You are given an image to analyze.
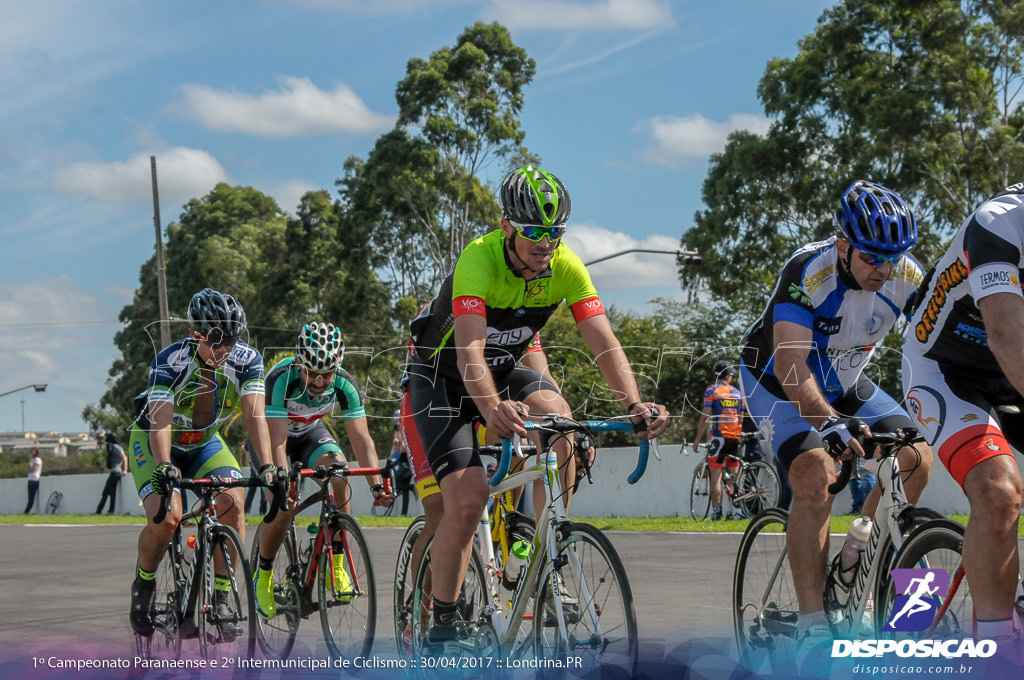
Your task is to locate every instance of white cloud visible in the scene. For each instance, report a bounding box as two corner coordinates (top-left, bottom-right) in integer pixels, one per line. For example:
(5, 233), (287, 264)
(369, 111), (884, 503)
(52, 148), (229, 205)
(485, 0), (674, 31)
(563, 224), (681, 291)
(269, 178), (322, 215)
(635, 113), (771, 168)
(177, 76), (395, 137)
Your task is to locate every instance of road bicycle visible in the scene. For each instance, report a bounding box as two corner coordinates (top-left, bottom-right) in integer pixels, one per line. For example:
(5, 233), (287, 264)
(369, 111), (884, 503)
(392, 442), (539, 657)
(405, 414), (656, 678)
(135, 475), (266, 663)
(733, 427), (946, 673)
(689, 432), (780, 520)
(248, 460), (391, 660)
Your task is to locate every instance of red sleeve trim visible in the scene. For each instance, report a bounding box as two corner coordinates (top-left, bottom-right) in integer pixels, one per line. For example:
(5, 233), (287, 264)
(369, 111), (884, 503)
(571, 296), (606, 322)
(524, 332), (543, 354)
(453, 295), (487, 318)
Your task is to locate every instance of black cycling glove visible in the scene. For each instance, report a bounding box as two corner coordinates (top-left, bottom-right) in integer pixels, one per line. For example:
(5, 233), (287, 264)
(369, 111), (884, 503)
(818, 416), (866, 457)
(151, 462), (180, 497)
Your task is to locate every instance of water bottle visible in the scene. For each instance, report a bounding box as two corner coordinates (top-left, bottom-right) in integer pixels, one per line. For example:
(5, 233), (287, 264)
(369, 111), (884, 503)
(837, 516), (872, 586)
(502, 539), (532, 591)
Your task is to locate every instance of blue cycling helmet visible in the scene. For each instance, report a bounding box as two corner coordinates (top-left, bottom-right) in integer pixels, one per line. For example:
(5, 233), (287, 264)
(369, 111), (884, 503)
(834, 180), (917, 255)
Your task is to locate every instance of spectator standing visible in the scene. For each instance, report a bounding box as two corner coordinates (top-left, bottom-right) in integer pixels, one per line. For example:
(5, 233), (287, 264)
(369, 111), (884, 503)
(96, 432), (128, 514)
(24, 447), (42, 513)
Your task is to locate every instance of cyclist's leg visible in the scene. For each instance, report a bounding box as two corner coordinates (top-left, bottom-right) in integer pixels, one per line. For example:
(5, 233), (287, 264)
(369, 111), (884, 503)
(189, 435), (246, 588)
(706, 438), (725, 515)
(128, 426), (184, 636)
(742, 367), (834, 624)
(408, 370), (488, 643)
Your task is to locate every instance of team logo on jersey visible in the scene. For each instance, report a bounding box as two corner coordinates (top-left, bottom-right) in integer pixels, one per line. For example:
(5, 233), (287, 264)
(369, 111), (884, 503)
(883, 568), (949, 632)
(866, 313), (884, 335)
(813, 317), (842, 335)
(914, 258), (969, 342)
(526, 280), (548, 297)
(788, 283), (811, 307)
(905, 387), (942, 429)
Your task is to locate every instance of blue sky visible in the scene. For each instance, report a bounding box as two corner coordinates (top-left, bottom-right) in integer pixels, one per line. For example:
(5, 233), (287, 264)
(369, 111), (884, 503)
(0, 0), (835, 433)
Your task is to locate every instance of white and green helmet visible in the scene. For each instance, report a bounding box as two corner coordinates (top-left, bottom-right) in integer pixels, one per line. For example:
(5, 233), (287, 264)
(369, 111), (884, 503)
(499, 165), (571, 226)
(295, 322), (344, 372)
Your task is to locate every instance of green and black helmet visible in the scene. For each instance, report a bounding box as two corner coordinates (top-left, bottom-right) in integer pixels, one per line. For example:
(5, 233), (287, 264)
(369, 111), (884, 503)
(499, 165), (571, 226)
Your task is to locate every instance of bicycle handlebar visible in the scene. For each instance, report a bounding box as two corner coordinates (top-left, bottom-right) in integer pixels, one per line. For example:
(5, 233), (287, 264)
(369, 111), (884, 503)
(495, 414), (658, 487)
(297, 458), (395, 505)
(827, 428), (920, 496)
(153, 475), (267, 525)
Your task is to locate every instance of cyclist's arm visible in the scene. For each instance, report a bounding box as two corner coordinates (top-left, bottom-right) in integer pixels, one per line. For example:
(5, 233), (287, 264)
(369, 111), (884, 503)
(693, 406), (712, 446)
(342, 416), (386, 490)
(575, 314), (669, 437)
(454, 312), (527, 438)
(267, 416), (289, 469)
(978, 292), (1024, 394)
(240, 393), (281, 468)
(147, 399), (174, 467)
(772, 320), (835, 429)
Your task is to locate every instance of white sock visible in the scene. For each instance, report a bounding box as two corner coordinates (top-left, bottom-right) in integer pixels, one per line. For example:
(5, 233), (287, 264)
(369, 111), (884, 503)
(798, 610), (827, 629)
(976, 617), (1014, 639)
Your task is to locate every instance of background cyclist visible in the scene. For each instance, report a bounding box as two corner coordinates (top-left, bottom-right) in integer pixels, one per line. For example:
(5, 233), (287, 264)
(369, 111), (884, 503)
(127, 288), (282, 637)
(253, 322), (392, 618)
(739, 181), (934, 652)
(406, 164), (668, 649)
(902, 182), (1024, 648)
(692, 360), (745, 520)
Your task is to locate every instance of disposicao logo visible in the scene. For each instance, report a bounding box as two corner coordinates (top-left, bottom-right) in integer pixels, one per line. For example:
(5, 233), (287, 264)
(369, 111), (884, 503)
(884, 568), (948, 632)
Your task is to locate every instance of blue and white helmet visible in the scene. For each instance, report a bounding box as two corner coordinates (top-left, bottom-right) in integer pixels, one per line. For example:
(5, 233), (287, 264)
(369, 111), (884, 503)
(834, 180), (917, 255)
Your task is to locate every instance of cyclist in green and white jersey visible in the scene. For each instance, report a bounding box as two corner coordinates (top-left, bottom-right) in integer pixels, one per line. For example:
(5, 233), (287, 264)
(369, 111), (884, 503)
(128, 288), (284, 637)
(407, 164), (669, 647)
(253, 322), (393, 618)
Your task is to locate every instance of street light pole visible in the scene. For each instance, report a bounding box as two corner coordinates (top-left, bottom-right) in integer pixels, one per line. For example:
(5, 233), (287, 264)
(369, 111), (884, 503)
(20, 399), (25, 433)
(583, 247), (701, 267)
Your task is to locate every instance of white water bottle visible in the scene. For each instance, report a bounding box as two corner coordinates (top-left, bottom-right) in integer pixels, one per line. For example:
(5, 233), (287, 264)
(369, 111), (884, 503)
(838, 516), (872, 584)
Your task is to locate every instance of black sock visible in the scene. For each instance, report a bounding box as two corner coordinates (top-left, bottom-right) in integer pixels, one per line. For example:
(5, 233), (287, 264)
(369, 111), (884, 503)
(430, 598), (458, 626)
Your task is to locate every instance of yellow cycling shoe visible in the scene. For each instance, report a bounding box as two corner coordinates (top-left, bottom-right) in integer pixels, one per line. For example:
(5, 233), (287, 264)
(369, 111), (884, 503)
(254, 568), (276, 619)
(332, 553), (354, 603)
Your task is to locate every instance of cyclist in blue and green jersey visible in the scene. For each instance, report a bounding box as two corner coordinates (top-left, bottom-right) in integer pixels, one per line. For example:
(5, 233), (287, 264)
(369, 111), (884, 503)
(407, 164), (669, 647)
(128, 288), (284, 637)
(253, 322), (392, 618)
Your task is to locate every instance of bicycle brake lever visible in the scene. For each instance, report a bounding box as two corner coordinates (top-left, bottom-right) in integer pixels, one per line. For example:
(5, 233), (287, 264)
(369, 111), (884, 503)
(650, 437), (662, 461)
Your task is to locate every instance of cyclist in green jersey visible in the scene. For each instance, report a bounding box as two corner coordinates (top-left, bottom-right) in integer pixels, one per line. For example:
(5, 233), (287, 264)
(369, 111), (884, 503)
(128, 288), (285, 636)
(407, 164), (669, 647)
(253, 322), (393, 618)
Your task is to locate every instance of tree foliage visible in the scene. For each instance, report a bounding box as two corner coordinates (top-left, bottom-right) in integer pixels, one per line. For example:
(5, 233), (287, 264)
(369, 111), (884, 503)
(681, 0), (1024, 323)
(338, 22), (537, 299)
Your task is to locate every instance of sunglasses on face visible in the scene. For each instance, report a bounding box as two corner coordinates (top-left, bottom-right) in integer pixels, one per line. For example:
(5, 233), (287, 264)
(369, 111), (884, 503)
(858, 251), (902, 268)
(511, 221), (566, 243)
(194, 330), (240, 349)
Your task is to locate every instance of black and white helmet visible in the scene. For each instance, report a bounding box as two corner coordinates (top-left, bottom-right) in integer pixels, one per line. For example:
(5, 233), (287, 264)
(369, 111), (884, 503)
(295, 322), (344, 372)
(187, 288), (247, 339)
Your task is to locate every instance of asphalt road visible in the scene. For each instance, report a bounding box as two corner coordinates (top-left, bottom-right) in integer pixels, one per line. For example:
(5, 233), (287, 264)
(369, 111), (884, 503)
(0, 524), (742, 673)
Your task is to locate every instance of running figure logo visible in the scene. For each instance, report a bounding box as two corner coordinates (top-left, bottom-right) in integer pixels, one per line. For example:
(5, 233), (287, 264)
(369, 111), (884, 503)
(883, 569), (949, 632)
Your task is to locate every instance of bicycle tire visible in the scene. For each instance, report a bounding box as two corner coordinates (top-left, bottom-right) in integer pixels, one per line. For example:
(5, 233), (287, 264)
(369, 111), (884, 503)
(317, 513), (376, 660)
(735, 461), (781, 518)
(408, 536), (491, 657)
(870, 505), (947, 589)
(876, 518), (968, 638)
(689, 461), (711, 520)
(393, 515), (426, 656)
(197, 525), (256, 660)
(136, 527), (185, 660)
(733, 507), (795, 674)
(532, 522), (638, 679)
(249, 521), (301, 659)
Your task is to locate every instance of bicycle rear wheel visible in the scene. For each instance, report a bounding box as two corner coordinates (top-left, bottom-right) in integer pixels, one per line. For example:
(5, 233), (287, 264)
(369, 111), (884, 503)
(733, 508), (795, 674)
(198, 525), (256, 660)
(533, 523), (638, 679)
(876, 519), (968, 638)
(735, 461), (781, 518)
(393, 515), (426, 656)
(317, 513), (376, 659)
(249, 521), (301, 659)
(137, 529), (185, 660)
(689, 461), (711, 520)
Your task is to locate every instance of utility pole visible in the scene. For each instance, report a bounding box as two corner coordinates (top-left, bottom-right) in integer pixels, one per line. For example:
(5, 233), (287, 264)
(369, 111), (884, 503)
(150, 156), (171, 347)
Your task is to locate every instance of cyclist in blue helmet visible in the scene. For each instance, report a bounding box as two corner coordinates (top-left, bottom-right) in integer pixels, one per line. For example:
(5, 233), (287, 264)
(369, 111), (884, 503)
(738, 180), (934, 667)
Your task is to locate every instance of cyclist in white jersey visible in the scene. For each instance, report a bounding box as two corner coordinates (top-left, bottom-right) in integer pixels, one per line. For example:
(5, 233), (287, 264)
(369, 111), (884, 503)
(902, 183), (1024, 645)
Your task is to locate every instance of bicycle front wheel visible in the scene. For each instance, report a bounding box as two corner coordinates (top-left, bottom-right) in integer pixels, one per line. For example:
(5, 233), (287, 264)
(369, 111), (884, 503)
(198, 525), (256, 660)
(317, 513), (376, 660)
(393, 515), (426, 656)
(533, 523), (638, 679)
(876, 519), (968, 639)
(137, 529), (185, 660)
(689, 461), (711, 520)
(733, 508), (794, 674)
(735, 461), (781, 518)
(249, 521), (301, 659)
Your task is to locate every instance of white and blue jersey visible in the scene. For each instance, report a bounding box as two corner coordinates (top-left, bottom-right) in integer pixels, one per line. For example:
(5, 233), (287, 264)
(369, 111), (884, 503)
(740, 237), (925, 465)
